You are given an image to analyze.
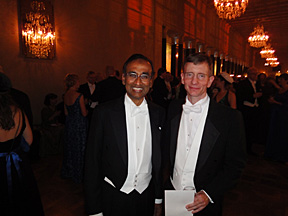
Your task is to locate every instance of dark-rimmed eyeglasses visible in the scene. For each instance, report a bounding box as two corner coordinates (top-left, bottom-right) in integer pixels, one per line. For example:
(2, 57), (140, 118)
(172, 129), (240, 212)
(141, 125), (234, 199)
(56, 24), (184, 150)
(126, 72), (151, 81)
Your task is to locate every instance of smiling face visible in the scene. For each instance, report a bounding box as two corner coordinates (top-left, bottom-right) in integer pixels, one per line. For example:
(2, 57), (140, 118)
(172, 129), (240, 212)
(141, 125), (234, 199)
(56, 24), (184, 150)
(181, 62), (214, 104)
(122, 59), (153, 106)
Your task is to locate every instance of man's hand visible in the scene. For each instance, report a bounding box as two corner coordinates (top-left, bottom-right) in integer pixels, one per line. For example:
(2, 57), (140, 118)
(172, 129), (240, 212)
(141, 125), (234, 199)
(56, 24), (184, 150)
(154, 203), (162, 216)
(185, 191), (210, 214)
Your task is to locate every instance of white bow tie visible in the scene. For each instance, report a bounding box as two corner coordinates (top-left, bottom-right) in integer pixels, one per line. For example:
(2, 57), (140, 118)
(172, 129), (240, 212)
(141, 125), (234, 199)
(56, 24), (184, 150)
(182, 104), (202, 114)
(131, 104), (148, 117)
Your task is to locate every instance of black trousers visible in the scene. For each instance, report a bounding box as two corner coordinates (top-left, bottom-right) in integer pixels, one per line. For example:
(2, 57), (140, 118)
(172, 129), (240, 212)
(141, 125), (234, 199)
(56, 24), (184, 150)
(102, 181), (155, 216)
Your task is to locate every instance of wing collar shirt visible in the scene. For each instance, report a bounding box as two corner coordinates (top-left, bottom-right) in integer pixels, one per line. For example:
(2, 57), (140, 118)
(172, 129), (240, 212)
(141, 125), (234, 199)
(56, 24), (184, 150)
(90, 97), (154, 216)
(172, 95), (209, 191)
(120, 94), (152, 194)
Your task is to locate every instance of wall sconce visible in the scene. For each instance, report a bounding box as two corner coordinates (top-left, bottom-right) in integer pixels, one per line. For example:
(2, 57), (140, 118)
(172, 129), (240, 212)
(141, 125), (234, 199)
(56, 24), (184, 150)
(21, 0), (55, 59)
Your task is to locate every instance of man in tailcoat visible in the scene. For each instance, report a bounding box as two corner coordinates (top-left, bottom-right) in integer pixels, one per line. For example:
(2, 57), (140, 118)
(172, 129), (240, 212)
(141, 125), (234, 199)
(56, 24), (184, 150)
(78, 71), (99, 122)
(163, 53), (246, 216)
(236, 67), (262, 155)
(84, 54), (164, 216)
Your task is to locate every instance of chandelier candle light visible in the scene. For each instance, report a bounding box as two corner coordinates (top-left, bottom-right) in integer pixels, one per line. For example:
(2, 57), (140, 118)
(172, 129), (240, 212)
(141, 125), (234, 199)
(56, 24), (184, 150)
(265, 57), (279, 67)
(248, 25), (269, 48)
(260, 44), (275, 58)
(214, 0), (249, 20)
(22, 1), (55, 59)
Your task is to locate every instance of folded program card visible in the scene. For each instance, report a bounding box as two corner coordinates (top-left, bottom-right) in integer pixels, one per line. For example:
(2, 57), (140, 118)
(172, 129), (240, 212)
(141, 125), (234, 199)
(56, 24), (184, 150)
(165, 190), (195, 216)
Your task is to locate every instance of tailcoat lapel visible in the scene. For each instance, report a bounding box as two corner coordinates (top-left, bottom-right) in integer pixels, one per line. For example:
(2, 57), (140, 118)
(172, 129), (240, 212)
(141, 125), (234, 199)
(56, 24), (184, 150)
(196, 118), (219, 172)
(147, 101), (163, 165)
(169, 99), (220, 173)
(169, 99), (185, 167)
(196, 100), (220, 171)
(110, 97), (128, 166)
(170, 113), (182, 167)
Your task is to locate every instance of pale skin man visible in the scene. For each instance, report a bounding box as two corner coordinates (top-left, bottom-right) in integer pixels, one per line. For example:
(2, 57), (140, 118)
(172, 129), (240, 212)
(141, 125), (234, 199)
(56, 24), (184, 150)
(163, 53), (246, 216)
(180, 59), (214, 214)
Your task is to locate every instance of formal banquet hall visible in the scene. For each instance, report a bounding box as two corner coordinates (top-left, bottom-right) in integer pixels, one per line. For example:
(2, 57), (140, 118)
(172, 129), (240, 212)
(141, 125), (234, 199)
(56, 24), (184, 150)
(0, 0), (288, 215)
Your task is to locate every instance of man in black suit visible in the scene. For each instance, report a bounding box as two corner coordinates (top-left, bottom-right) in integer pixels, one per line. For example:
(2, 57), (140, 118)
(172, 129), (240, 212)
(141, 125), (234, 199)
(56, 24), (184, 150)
(78, 71), (98, 122)
(96, 66), (126, 104)
(236, 67), (262, 155)
(84, 54), (164, 216)
(163, 53), (246, 216)
(151, 68), (170, 108)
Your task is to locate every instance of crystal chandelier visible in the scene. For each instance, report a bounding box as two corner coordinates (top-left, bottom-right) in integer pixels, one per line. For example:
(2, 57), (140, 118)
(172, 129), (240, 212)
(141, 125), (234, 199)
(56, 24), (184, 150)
(260, 44), (275, 58)
(214, 0), (249, 20)
(269, 61), (279, 67)
(248, 25), (269, 48)
(266, 57), (278, 63)
(265, 57), (279, 67)
(22, 1), (55, 59)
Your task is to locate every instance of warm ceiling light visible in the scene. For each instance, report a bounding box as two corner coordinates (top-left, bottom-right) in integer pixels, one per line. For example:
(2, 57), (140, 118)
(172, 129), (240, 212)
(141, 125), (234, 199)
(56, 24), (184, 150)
(260, 44), (275, 58)
(248, 25), (269, 48)
(265, 56), (279, 67)
(266, 57), (278, 62)
(269, 61), (279, 67)
(214, 0), (248, 20)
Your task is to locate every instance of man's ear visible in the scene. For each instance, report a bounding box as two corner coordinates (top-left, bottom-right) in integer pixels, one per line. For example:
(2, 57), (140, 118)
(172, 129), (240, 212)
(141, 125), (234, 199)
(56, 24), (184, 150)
(122, 74), (126, 85)
(207, 76), (215, 88)
(181, 73), (185, 85)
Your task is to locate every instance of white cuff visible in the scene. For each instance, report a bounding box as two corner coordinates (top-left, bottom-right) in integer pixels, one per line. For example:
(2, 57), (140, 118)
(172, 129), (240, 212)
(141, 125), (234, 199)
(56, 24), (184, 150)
(201, 190), (214, 203)
(155, 199), (162, 204)
(89, 213), (103, 216)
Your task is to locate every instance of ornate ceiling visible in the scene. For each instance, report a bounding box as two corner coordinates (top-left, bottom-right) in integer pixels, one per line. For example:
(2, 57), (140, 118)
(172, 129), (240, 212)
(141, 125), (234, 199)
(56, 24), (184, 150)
(207, 0), (288, 72)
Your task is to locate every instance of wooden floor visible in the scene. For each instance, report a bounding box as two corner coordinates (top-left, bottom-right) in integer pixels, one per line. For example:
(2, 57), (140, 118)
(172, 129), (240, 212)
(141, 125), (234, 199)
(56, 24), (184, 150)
(30, 144), (288, 216)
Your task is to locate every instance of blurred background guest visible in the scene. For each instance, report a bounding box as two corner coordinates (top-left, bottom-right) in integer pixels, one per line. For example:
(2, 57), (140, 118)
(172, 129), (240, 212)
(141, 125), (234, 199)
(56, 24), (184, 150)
(78, 71), (98, 124)
(96, 66), (125, 104)
(265, 74), (288, 165)
(0, 72), (44, 216)
(151, 67), (170, 109)
(255, 73), (273, 146)
(236, 67), (263, 155)
(61, 74), (88, 183)
(56, 94), (66, 125)
(212, 72), (237, 109)
(39, 93), (64, 157)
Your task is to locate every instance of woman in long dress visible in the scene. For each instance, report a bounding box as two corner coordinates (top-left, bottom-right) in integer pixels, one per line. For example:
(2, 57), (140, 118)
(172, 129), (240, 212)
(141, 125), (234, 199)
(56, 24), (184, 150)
(0, 72), (44, 215)
(265, 74), (288, 164)
(61, 74), (88, 183)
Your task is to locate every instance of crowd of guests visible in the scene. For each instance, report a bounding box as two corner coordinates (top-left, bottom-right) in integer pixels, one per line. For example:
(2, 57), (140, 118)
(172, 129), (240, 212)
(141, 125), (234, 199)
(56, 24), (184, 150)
(1, 53), (287, 215)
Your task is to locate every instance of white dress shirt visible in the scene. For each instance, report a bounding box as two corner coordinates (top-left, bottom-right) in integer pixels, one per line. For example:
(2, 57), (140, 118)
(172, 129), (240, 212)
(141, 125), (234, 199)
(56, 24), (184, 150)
(91, 95), (159, 216)
(172, 95), (209, 191)
(120, 94), (152, 194)
(243, 79), (258, 107)
(88, 82), (98, 108)
(88, 82), (96, 94)
(171, 95), (213, 203)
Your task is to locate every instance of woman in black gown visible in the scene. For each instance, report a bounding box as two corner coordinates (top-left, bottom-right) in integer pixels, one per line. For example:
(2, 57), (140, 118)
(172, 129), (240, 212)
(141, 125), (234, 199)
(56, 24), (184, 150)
(265, 74), (288, 164)
(61, 74), (88, 183)
(0, 72), (44, 215)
